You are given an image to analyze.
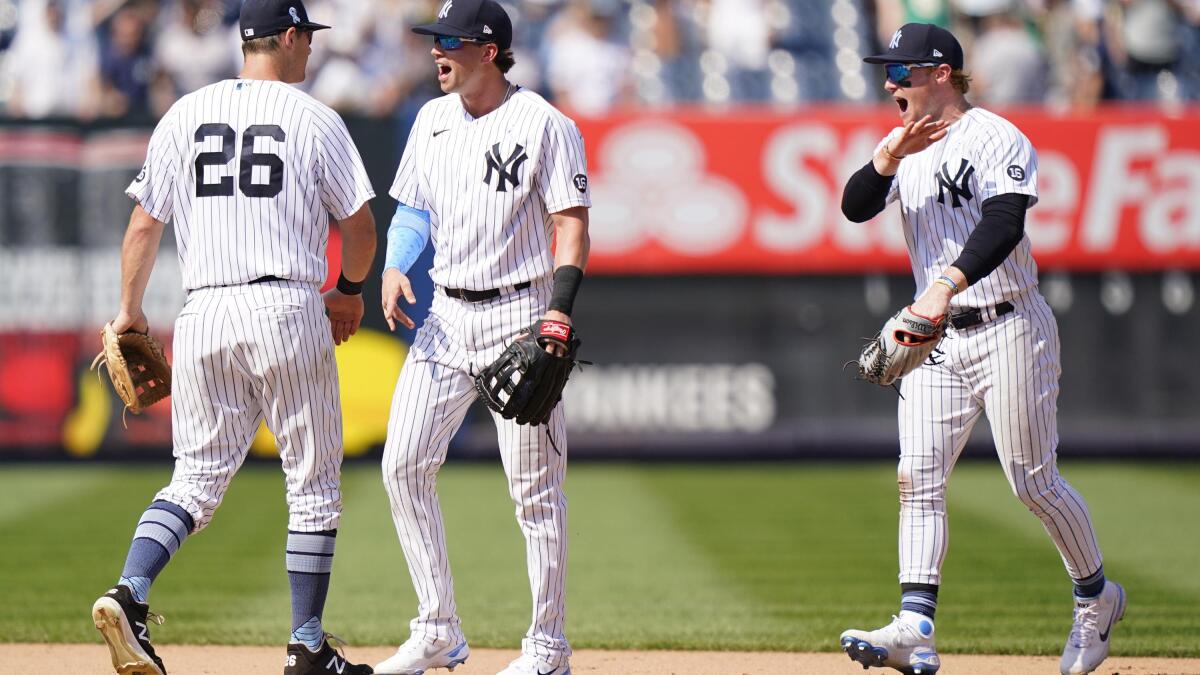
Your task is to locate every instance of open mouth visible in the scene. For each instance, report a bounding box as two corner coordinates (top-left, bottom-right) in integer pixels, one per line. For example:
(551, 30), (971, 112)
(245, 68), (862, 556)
(895, 96), (909, 114)
(437, 63), (452, 79)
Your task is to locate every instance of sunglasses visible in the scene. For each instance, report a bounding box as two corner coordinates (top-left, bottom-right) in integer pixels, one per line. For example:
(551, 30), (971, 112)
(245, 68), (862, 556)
(885, 62), (940, 85)
(433, 35), (489, 50)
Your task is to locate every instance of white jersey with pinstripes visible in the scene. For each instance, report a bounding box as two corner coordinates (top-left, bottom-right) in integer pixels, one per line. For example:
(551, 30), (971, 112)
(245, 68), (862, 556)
(878, 106), (1104, 591)
(128, 78), (374, 290)
(380, 86), (588, 666)
(879, 107), (1038, 308)
(389, 87), (591, 290)
(125, 78), (373, 535)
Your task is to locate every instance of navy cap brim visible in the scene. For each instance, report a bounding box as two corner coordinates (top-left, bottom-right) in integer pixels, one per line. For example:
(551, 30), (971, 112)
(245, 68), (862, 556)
(863, 52), (937, 64)
(411, 22), (481, 39)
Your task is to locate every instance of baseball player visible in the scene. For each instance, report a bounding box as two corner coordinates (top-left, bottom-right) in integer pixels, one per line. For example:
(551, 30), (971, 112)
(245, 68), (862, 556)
(371, 2), (590, 674)
(837, 24), (1124, 675)
(88, 2), (376, 674)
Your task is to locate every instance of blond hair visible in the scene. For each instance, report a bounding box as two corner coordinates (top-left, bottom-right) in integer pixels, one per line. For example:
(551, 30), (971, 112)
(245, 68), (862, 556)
(951, 70), (972, 94)
(241, 34), (282, 56)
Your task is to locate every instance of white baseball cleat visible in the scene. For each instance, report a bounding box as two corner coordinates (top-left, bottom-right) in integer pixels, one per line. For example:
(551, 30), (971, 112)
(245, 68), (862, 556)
(495, 654), (571, 675)
(840, 611), (940, 675)
(374, 634), (469, 675)
(1060, 580), (1126, 675)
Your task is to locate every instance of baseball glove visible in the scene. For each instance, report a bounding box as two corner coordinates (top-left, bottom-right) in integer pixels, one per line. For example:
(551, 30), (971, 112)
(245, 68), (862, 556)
(854, 306), (946, 387)
(474, 320), (582, 426)
(91, 322), (172, 417)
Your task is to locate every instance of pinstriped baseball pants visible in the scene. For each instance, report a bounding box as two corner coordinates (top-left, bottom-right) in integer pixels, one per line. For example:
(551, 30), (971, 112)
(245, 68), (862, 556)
(155, 281), (344, 534)
(381, 283), (570, 663)
(896, 290), (1104, 585)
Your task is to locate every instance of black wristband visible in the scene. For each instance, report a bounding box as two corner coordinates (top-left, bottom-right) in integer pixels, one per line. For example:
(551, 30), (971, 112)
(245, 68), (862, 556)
(336, 272), (364, 295)
(548, 265), (583, 315)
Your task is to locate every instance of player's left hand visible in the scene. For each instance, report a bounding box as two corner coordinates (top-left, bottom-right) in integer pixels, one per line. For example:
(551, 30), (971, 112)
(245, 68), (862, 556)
(111, 308), (149, 335)
(323, 289), (363, 345)
(911, 282), (954, 320)
(539, 310), (572, 356)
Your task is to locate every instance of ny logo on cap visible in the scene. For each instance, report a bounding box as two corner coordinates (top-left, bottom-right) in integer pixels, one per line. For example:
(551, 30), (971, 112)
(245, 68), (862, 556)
(289, 6), (300, 24)
(439, 0), (453, 19)
(889, 29), (902, 50)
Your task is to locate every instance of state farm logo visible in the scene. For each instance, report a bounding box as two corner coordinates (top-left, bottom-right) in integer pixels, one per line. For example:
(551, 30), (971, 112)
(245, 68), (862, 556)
(588, 121), (748, 255)
(585, 120), (910, 261)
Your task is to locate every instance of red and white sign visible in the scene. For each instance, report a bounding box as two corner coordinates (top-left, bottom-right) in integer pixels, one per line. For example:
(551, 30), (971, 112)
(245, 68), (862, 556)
(574, 107), (1200, 274)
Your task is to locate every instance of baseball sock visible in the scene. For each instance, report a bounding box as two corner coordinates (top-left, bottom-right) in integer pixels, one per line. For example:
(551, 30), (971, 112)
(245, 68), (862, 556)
(287, 530), (336, 652)
(118, 500), (194, 604)
(900, 583), (939, 620)
(1073, 565), (1106, 598)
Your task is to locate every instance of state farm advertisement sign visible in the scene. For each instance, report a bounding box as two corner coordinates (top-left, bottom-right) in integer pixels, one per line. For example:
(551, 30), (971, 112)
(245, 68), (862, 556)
(575, 107), (1200, 273)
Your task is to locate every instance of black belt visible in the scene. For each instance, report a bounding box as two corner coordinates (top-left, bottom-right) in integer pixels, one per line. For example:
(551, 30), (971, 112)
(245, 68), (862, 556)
(248, 275), (284, 284)
(949, 301), (1014, 330)
(442, 281), (531, 302)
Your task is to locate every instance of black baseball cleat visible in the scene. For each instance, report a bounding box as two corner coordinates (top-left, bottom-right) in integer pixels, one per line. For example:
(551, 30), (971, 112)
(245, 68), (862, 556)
(286, 634), (374, 675)
(91, 584), (167, 675)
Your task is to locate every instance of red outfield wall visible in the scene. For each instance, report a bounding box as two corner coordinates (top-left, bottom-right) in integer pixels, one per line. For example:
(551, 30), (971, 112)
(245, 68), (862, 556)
(573, 107), (1200, 273)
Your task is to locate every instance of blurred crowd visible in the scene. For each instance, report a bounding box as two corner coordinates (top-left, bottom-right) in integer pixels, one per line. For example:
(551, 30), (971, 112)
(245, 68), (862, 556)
(0, 0), (1197, 122)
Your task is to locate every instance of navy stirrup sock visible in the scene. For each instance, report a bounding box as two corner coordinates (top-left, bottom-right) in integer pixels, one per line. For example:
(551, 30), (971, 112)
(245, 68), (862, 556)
(118, 500), (194, 604)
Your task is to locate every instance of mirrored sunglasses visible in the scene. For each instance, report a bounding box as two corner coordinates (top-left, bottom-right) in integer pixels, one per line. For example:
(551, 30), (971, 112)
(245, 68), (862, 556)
(885, 62), (940, 85)
(434, 35), (488, 50)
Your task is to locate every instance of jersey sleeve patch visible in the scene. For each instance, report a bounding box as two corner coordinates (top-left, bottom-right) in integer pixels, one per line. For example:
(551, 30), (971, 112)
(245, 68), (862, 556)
(1006, 165), (1026, 181)
(573, 174), (588, 193)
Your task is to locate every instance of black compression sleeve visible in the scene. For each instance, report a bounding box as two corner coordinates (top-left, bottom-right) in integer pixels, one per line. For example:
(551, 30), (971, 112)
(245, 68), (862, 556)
(951, 193), (1030, 285)
(841, 161), (894, 223)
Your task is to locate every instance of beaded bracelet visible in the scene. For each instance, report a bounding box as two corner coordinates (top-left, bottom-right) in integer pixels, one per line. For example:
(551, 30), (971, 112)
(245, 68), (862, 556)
(881, 143), (906, 162)
(934, 274), (960, 294)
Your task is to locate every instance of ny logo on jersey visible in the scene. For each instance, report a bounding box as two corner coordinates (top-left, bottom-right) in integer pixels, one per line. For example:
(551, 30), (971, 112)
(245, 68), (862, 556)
(926, 347), (945, 366)
(438, 0), (453, 19)
(484, 142), (528, 193)
(935, 158), (975, 208)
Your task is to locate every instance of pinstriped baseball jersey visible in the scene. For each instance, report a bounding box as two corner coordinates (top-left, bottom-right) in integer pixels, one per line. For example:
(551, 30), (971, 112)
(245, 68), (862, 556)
(128, 79), (374, 291)
(878, 107), (1038, 308)
(876, 105), (1104, 593)
(380, 84), (587, 667)
(389, 87), (591, 290)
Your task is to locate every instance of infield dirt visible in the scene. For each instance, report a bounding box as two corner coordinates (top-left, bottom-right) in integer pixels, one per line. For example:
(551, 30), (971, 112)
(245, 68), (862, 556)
(7, 644), (1200, 675)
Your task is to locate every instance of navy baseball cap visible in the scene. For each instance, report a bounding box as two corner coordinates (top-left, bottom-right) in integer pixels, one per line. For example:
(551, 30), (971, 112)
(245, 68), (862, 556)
(412, 0), (513, 51)
(865, 23), (964, 70)
(239, 0), (330, 42)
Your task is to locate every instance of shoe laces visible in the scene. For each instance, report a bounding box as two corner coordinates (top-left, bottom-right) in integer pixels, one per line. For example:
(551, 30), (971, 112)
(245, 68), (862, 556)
(324, 632), (350, 658)
(1068, 601), (1101, 648)
(147, 611), (165, 626)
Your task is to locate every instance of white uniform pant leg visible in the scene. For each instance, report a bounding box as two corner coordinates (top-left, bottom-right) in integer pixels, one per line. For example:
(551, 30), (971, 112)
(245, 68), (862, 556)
(381, 320), (476, 643)
(896, 354), (983, 585)
(156, 290), (262, 532)
(983, 295), (1104, 579)
(241, 283), (344, 533)
(466, 283), (570, 663)
(493, 402), (570, 663)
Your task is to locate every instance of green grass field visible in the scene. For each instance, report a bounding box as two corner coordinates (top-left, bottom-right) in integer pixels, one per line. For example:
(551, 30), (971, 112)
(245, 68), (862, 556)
(4, 461), (1198, 656)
